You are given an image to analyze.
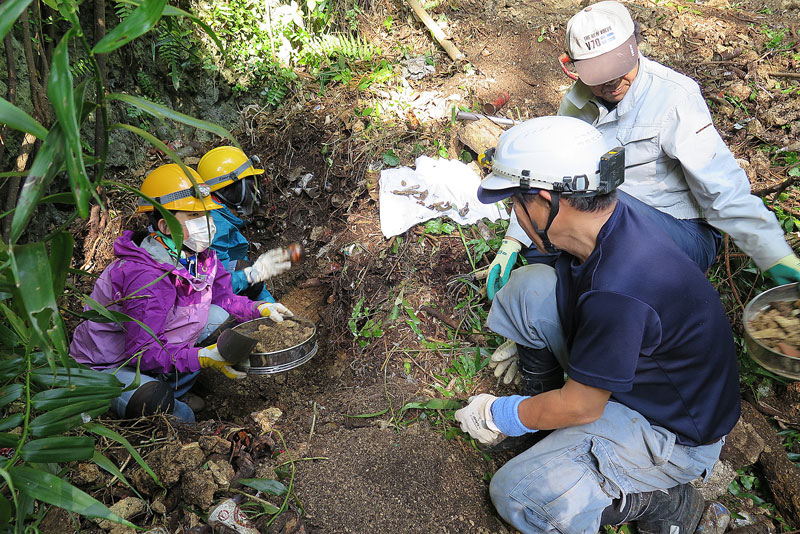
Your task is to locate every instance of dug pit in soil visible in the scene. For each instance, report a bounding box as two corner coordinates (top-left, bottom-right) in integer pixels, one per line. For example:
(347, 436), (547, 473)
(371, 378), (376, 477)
(749, 300), (800, 358)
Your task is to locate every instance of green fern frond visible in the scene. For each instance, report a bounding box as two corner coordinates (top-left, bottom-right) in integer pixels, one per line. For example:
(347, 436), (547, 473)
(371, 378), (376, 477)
(70, 58), (93, 79)
(304, 34), (380, 61)
(265, 83), (288, 107)
(114, 2), (135, 20)
(153, 20), (197, 90)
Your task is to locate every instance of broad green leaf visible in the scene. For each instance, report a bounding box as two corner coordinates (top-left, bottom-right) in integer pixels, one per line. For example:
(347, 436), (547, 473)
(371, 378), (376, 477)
(47, 30), (91, 218)
(0, 358), (25, 381)
(10, 125), (66, 244)
(398, 398), (462, 418)
(49, 231), (74, 297)
(0, 414), (23, 431)
(8, 465), (136, 527)
(29, 399), (110, 437)
(0, 0), (34, 42)
(31, 366), (123, 389)
(40, 192), (76, 204)
(0, 321), (20, 349)
(84, 423), (162, 486)
(9, 243), (69, 365)
(383, 150), (400, 167)
(73, 78), (90, 126)
(0, 97), (48, 140)
(32, 386), (122, 410)
(0, 433), (20, 447)
(14, 490), (35, 533)
(0, 304), (29, 346)
(0, 493), (10, 526)
(107, 93), (238, 146)
(92, 0), (167, 54)
(258, 501), (281, 515)
(92, 451), (144, 499)
(0, 384), (23, 409)
(51, 0), (79, 26)
(237, 478), (288, 496)
(20, 436), (95, 462)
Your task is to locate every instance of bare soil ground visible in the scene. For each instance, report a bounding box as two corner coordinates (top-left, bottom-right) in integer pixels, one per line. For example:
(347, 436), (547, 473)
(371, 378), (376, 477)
(60, 0), (800, 532)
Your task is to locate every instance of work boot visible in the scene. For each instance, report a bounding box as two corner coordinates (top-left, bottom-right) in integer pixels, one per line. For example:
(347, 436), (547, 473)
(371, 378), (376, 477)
(601, 484), (704, 534)
(635, 484), (704, 534)
(125, 381), (174, 418)
(603, 487), (727, 534)
(516, 346), (565, 397)
(483, 346), (564, 455)
(695, 501), (731, 534)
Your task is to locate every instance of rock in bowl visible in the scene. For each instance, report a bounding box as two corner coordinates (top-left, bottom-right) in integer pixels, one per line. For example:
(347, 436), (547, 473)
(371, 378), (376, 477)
(232, 317), (318, 375)
(743, 282), (800, 380)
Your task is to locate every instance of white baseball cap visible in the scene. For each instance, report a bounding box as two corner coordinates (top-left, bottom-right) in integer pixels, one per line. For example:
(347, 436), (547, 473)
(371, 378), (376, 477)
(566, 1), (639, 86)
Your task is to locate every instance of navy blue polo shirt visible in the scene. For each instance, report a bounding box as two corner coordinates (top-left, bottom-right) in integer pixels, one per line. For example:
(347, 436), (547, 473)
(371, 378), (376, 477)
(556, 201), (741, 446)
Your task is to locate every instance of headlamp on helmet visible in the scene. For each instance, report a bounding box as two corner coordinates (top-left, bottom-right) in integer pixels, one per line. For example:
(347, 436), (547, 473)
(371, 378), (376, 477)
(137, 164), (222, 213)
(476, 116), (624, 204)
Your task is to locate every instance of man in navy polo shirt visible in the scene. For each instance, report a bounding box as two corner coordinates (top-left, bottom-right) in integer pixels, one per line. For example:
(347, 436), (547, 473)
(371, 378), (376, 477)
(455, 116), (740, 534)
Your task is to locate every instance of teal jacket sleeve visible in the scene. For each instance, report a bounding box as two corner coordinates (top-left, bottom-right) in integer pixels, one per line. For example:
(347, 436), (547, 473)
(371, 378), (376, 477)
(230, 268), (249, 294)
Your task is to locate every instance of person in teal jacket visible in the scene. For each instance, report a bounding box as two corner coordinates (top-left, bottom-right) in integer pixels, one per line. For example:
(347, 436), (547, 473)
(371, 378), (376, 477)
(197, 146), (292, 303)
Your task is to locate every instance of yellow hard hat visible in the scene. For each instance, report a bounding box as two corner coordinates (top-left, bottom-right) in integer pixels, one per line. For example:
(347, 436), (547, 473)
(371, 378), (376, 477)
(197, 146), (265, 193)
(136, 164), (222, 213)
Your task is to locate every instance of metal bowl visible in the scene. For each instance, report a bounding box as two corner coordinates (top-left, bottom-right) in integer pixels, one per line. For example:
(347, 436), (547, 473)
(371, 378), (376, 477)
(232, 317), (318, 375)
(743, 283), (800, 380)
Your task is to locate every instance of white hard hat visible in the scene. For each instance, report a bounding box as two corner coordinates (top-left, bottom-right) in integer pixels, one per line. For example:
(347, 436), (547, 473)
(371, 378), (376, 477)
(477, 116), (623, 204)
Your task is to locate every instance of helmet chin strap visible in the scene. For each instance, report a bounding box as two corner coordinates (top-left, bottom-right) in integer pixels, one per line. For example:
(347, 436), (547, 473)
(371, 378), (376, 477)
(521, 192), (561, 254)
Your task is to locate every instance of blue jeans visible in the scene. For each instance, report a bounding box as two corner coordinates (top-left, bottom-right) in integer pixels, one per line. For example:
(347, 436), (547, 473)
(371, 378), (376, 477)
(102, 304), (231, 423)
(522, 192), (722, 273)
(489, 401), (722, 534)
(487, 265), (568, 367)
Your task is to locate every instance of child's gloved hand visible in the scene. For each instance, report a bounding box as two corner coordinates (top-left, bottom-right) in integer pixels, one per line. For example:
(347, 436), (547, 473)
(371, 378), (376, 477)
(244, 248), (292, 284)
(257, 302), (294, 322)
(198, 345), (247, 379)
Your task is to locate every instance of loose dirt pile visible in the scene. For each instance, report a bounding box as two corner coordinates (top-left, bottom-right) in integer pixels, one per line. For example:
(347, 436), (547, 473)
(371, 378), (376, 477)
(248, 320), (316, 353)
(749, 300), (800, 357)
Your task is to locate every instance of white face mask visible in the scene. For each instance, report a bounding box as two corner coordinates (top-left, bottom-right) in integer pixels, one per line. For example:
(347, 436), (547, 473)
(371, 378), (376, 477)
(182, 216), (217, 253)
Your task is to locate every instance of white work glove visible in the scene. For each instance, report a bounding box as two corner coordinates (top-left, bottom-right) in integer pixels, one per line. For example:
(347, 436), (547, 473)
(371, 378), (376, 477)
(487, 239), (522, 300)
(489, 339), (521, 385)
(257, 302), (294, 323)
(198, 345), (247, 380)
(243, 248), (292, 285)
(454, 393), (503, 445)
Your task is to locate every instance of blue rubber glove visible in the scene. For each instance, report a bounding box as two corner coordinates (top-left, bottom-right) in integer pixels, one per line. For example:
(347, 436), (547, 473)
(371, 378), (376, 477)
(487, 239), (522, 300)
(765, 254), (800, 285)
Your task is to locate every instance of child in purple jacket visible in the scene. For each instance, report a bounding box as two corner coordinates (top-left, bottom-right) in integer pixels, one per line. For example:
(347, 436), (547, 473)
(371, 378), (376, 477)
(70, 164), (292, 422)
